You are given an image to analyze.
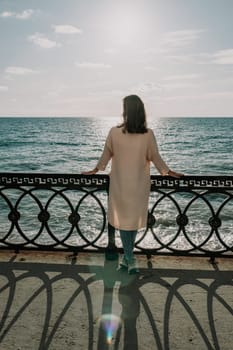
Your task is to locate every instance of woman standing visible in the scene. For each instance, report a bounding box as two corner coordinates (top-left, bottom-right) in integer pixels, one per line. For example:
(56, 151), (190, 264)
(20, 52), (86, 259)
(82, 95), (183, 274)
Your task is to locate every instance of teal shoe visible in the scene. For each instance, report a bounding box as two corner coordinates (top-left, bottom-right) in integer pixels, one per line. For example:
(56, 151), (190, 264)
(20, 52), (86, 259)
(118, 256), (128, 270)
(128, 259), (139, 275)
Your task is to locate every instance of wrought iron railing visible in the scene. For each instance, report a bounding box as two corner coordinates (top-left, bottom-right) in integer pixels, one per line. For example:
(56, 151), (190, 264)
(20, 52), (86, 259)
(0, 173), (232, 258)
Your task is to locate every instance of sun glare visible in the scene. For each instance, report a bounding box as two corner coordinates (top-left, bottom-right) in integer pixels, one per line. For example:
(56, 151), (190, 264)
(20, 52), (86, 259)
(105, 5), (145, 45)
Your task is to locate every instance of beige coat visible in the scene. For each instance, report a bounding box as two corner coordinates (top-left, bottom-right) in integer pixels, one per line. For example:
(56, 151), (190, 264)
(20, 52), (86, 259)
(97, 127), (169, 230)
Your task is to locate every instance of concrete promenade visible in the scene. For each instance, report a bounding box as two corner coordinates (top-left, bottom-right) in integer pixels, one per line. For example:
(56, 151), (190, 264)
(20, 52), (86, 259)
(0, 250), (232, 350)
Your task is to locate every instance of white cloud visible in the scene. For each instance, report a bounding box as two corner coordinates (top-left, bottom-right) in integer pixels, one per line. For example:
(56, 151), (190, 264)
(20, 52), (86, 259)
(205, 91), (233, 98)
(163, 29), (204, 48)
(16, 9), (34, 19)
(164, 53), (197, 64)
(144, 66), (158, 71)
(212, 49), (233, 65)
(75, 62), (111, 69)
(132, 82), (162, 94)
(160, 74), (199, 90)
(172, 49), (233, 65)
(143, 30), (204, 63)
(162, 81), (197, 90)
(52, 24), (82, 34)
(144, 47), (166, 55)
(163, 90), (233, 101)
(28, 33), (61, 49)
(0, 9), (34, 19)
(5, 66), (37, 75)
(0, 85), (8, 91)
(132, 77), (199, 96)
(47, 84), (67, 97)
(163, 74), (200, 81)
(104, 48), (118, 55)
(0, 11), (13, 18)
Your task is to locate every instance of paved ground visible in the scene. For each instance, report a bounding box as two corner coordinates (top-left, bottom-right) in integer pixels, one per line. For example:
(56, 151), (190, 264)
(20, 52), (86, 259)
(0, 250), (232, 350)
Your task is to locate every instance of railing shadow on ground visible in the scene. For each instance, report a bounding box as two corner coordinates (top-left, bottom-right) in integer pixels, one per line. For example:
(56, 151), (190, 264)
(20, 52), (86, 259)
(0, 254), (232, 350)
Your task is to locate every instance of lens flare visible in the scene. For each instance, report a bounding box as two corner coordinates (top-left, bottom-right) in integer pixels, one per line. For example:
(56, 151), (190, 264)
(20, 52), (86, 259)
(98, 314), (121, 345)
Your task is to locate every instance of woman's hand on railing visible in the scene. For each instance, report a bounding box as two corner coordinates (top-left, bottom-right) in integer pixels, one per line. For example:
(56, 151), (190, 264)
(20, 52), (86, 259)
(167, 170), (184, 178)
(81, 167), (99, 175)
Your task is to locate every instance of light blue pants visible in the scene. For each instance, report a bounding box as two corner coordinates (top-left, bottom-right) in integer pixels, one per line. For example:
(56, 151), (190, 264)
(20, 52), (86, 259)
(120, 230), (137, 263)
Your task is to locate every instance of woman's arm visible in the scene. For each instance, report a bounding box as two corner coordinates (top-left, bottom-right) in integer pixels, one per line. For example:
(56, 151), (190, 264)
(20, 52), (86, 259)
(148, 130), (184, 178)
(81, 129), (113, 175)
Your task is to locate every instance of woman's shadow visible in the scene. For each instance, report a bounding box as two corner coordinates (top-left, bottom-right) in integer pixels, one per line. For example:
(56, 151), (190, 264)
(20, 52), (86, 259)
(117, 272), (140, 350)
(98, 257), (140, 350)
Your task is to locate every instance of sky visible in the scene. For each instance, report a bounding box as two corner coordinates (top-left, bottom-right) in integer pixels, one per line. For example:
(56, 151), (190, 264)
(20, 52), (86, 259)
(0, 0), (233, 117)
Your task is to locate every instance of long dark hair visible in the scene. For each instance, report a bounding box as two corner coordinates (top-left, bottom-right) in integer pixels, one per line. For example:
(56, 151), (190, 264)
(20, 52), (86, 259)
(119, 95), (148, 134)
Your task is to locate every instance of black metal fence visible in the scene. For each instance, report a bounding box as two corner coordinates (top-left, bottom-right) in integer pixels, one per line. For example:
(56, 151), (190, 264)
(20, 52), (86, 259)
(0, 173), (232, 258)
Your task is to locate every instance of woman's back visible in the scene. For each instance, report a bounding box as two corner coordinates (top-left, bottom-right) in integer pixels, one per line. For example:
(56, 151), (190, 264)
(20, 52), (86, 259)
(110, 126), (150, 180)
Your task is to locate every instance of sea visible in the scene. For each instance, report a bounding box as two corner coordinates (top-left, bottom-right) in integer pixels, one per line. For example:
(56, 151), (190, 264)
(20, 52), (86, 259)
(0, 117), (232, 250)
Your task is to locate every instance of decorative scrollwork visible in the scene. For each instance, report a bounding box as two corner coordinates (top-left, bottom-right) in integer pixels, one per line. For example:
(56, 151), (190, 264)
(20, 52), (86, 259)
(8, 209), (20, 223)
(68, 212), (81, 226)
(176, 214), (189, 227)
(0, 173), (109, 189)
(147, 212), (156, 228)
(209, 216), (222, 229)
(38, 210), (50, 223)
(0, 173), (232, 257)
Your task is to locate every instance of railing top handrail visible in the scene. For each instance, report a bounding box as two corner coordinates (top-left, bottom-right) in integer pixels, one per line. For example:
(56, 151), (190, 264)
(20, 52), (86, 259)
(0, 173), (233, 190)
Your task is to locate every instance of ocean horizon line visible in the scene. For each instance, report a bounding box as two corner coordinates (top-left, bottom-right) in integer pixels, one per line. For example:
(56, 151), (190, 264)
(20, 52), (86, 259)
(0, 115), (233, 119)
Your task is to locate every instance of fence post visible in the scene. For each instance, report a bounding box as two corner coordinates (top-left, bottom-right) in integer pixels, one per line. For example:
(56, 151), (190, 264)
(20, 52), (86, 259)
(105, 223), (118, 260)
